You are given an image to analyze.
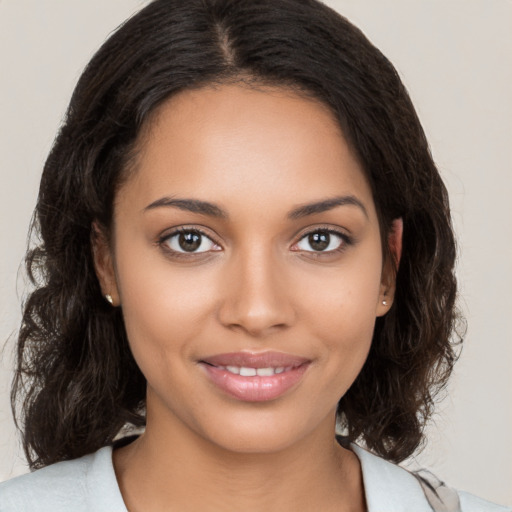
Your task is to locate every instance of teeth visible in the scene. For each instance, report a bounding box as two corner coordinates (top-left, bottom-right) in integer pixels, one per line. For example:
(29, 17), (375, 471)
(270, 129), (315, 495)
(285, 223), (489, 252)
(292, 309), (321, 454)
(256, 367), (274, 377)
(239, 367), (257, 377)
(220, 366), (292, 376)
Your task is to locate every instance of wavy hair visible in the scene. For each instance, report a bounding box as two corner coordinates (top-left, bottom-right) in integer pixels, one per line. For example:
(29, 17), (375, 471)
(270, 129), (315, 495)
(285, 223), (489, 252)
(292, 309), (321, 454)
(12, 0), (462, 469)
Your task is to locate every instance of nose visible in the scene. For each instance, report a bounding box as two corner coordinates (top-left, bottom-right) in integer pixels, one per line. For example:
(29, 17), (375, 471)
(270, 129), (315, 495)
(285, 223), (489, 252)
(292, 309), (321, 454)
(217, 245), (296, 337)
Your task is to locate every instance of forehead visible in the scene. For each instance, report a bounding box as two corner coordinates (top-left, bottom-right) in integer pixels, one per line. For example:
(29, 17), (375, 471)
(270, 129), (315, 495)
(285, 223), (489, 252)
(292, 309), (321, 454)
(118, 84), (375, 218)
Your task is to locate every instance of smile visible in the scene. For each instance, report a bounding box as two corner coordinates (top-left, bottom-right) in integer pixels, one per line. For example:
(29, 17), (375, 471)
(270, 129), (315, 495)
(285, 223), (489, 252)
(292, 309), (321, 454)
(215, 365), (295, 376)
(199, 351), (311, 402)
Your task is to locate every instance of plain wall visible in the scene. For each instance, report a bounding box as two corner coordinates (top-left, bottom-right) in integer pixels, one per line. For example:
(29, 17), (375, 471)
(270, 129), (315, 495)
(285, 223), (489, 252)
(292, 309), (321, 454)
(1, 0), (510, 506)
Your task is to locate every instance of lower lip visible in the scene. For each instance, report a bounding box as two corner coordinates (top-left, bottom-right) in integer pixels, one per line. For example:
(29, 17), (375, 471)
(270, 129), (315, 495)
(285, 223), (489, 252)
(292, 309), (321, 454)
(200, 363), (310, 402)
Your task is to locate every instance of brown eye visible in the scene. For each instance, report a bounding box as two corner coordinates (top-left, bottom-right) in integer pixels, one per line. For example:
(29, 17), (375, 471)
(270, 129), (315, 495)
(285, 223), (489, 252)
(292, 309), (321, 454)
(296, 230), (344, 252)
(163, 229), (219, 253)
(178, 232), (201, 252)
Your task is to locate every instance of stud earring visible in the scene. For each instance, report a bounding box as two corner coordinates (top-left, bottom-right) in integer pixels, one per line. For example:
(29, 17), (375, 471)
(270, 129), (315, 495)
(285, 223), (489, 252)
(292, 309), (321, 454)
(382, 299), (388, 306)
(105, 294), (114, 305)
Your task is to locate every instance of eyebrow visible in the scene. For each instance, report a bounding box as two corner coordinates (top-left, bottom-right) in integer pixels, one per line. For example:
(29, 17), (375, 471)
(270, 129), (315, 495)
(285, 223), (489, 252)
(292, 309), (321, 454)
(144, 194), (368, 220)
(288, 195), (368, 220)
(144, 197), (228, 218)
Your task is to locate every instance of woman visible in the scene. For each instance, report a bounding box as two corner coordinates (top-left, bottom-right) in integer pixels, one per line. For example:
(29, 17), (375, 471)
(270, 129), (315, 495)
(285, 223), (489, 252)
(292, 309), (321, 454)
(0, 0), (508, 510)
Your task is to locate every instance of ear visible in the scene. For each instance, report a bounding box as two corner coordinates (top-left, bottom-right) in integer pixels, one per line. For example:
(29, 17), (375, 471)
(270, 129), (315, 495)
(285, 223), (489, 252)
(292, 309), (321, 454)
(376, 217), (403, 317)
(91, 221), (120, 306)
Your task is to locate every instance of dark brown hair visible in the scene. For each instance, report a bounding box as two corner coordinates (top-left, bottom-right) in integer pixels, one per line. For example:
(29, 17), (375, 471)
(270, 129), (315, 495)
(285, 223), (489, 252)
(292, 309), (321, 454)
(12, 0), (462, 469)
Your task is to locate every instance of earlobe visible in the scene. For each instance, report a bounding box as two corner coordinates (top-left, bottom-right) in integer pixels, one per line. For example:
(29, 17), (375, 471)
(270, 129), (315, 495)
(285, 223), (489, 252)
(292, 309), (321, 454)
(377, 217), (403, 316)
(91, 221), (120, 306)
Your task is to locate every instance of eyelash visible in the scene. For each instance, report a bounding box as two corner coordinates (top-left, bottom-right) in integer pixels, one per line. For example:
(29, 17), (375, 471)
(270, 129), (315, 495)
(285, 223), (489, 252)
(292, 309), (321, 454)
(158, 227), (219, 260)
(293, 227), (354, 257)
(157, 226), (354, 260)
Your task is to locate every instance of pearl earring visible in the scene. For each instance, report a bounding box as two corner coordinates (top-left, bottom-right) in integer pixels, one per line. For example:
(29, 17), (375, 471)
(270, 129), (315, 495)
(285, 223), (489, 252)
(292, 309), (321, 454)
(382, 299), (388, 306)
(105, 294), (114, 305)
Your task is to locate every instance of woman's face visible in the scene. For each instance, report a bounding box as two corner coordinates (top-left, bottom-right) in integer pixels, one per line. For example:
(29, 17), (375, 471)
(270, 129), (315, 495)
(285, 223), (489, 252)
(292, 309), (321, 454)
(95, 84), (394, 454)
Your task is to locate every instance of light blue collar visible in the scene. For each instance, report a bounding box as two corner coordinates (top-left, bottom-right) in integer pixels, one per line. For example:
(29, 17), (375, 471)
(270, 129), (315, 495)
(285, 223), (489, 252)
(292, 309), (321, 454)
(351, 444), (432, 512)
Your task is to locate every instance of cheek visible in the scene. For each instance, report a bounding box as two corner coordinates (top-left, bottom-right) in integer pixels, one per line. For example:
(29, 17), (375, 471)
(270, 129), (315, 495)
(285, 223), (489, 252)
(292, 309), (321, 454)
(298, 250), (383, 332)
(295, 248), (382, 383)
(113, 240), (220, 364)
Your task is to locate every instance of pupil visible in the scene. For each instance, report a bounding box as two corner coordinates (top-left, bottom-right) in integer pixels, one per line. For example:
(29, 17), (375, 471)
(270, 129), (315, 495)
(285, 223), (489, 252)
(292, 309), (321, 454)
(309, 232), (329, 251)
(179, 232), (201, 252)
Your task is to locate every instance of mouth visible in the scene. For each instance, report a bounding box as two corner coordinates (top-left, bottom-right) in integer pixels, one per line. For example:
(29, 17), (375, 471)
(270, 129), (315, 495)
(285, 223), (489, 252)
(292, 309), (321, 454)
(198, 351), (311, 402)
(204, 365), (294, 376)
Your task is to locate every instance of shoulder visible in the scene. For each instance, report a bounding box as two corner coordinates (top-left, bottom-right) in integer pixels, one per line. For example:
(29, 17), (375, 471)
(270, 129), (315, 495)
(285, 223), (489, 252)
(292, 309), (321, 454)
(351, 444), (510, 512)
(0, 446), (127, 512)
(0, 454), (91, 512)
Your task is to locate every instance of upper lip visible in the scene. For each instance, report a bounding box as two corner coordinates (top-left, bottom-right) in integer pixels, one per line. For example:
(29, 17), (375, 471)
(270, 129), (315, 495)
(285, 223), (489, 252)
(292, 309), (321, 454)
(200, 351), (311, 369)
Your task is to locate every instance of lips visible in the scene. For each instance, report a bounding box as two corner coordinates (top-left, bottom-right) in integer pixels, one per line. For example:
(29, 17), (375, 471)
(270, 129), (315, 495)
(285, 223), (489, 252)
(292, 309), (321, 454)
(199, 351), (311, 402)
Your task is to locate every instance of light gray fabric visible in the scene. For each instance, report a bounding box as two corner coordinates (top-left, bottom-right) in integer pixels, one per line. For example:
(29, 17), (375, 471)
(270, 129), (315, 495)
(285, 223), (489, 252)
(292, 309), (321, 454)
(0, 447), (126, 512)
(0, 444), (509, 511)
(413, 469), (461, 512)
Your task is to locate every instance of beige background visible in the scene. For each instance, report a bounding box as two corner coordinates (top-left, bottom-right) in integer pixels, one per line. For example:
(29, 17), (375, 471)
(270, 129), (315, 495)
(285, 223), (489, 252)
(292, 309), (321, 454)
(1, 0), (511, 506)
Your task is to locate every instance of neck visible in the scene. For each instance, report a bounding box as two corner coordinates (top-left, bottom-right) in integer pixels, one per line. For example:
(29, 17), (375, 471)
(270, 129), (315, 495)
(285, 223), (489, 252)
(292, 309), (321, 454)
(113, 401), (365, 512)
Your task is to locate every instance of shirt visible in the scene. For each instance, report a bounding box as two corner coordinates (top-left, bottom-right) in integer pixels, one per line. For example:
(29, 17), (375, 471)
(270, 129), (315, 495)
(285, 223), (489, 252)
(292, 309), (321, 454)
(0, 443), (509, 511)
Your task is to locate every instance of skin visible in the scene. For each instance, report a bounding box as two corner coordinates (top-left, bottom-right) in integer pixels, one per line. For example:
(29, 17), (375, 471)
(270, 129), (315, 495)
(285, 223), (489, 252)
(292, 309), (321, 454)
(93, 84), (400, 512)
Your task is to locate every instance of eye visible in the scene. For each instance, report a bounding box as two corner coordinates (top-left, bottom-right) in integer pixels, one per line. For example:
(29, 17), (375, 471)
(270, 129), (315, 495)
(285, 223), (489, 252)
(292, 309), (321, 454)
(161, 228), (220, 254)
(295, 229), (346, 252)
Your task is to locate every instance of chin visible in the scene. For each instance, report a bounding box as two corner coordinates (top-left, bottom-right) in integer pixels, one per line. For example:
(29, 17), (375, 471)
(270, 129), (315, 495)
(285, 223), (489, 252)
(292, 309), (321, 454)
(193, 406), (333, 456)
(208, 429), (303, 455)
